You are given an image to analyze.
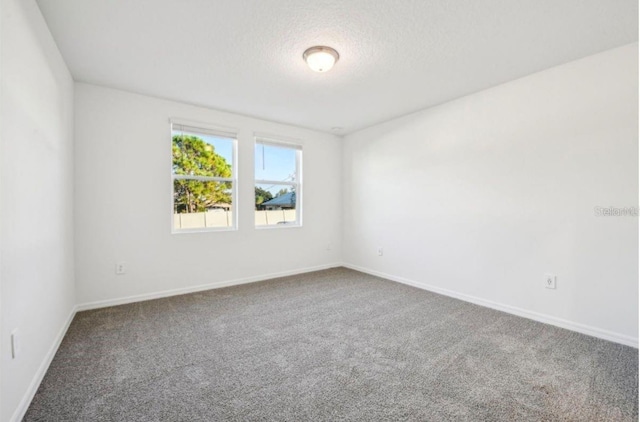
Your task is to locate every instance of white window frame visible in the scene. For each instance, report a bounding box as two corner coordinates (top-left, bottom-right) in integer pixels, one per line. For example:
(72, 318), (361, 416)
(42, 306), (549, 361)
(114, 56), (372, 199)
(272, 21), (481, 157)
(254, 136), (303, 228)
(171, 120), (238, 233)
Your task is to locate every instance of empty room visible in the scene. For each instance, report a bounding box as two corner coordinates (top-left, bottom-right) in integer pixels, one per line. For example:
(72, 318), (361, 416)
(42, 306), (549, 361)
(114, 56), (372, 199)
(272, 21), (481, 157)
(1, 0), (638, 421)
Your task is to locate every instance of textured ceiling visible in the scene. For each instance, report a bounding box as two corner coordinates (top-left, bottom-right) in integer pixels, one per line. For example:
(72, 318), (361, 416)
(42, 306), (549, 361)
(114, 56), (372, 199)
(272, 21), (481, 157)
(37, 0), (638, 135)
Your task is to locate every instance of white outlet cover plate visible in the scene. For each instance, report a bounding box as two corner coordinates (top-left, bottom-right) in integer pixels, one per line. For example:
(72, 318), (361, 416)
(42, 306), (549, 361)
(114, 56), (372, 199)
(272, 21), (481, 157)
(116, 262), (126, 275)
(545, 274), (556, 289)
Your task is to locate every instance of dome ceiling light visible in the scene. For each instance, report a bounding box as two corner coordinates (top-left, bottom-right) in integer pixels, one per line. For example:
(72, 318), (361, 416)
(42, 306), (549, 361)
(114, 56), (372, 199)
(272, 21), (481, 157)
(303, 46), (339, 73)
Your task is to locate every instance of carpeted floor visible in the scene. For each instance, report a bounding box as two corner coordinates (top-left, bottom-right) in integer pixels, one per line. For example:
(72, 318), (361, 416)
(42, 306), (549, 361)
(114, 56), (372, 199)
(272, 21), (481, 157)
(25, 267), (638, 421)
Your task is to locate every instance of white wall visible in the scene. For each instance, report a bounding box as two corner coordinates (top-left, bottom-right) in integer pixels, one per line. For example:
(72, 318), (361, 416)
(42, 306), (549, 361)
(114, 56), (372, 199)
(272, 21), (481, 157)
(74, 83), (342, 306)
(342, 43), (639, 346)
(0, 0), (75, 420)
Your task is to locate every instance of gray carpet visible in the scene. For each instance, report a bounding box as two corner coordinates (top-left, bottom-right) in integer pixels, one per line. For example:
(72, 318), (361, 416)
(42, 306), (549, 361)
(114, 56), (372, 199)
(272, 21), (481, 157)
(25, 268), (638, 421)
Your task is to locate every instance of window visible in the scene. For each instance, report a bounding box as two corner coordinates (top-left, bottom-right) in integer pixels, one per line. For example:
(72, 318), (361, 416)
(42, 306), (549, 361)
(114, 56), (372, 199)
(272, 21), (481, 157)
(171, 122), (236, 232)
(255, 138), (302, 227)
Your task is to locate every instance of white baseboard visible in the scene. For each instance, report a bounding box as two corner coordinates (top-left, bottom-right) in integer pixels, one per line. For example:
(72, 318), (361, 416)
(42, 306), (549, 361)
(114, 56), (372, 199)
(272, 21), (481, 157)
(11, 305), (78, 422)
(76, 262), (342, 312)
(342, 263), (638, 348)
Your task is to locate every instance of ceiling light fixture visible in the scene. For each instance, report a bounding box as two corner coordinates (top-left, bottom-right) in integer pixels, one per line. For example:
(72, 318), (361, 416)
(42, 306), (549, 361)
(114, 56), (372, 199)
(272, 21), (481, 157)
(303, 46), (339, 73)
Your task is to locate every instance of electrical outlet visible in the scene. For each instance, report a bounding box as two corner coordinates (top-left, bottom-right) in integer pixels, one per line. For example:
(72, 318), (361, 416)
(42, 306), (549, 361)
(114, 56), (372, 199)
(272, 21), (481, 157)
(544, 274), (556, 289)
(11, 329), (20, 359)
(377, 247), (384, 256)
(326, 242), (332, 251)
(115, 262), (127, 275)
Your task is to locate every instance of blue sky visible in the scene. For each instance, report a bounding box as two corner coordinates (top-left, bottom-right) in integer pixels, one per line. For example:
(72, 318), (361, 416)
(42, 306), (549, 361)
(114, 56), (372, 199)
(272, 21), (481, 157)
(196, 133), (234, 165)
(255, 144), (296, 196)
(254, 143), (296, 183)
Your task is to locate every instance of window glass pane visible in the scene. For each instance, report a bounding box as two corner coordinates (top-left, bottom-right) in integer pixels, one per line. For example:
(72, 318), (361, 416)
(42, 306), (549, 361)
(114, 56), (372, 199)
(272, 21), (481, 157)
(173, 180), (233, 230)
(255, 183), (297, 226)
(172, 130), (233, 177)
(255, 143), (296, 182)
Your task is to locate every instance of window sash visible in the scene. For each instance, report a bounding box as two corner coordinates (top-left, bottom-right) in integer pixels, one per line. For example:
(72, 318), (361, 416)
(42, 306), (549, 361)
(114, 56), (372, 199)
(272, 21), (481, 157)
(171, 122), (237, 233)
(254, 139), (302, 227)
(173, 174), (234, 183)
(255, 136), (302, 150)
(255, 180), (296, 187)
(172, 122), (237, 140)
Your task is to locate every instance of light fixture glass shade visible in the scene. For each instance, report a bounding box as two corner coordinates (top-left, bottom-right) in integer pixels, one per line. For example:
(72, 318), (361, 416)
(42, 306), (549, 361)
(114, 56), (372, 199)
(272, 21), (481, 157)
(303, 46), (339, 72)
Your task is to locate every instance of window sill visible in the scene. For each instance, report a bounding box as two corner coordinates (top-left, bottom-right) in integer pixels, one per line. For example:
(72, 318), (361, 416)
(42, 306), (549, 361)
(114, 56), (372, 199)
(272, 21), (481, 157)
(172, 227), (237, 234)
(255, 224), (302, 230)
